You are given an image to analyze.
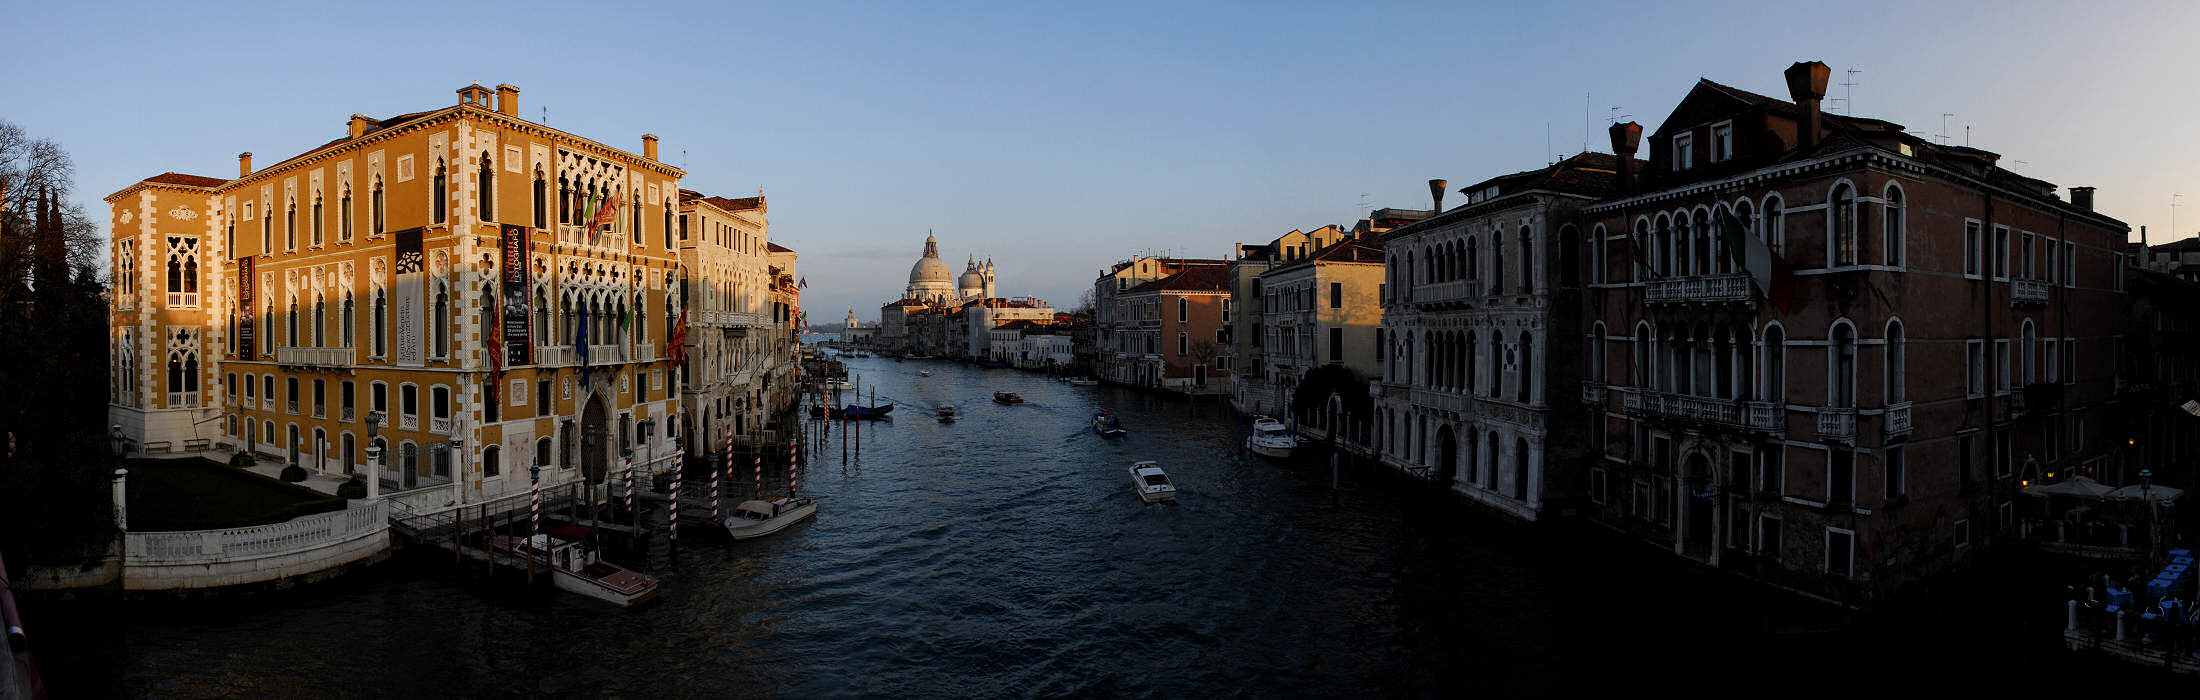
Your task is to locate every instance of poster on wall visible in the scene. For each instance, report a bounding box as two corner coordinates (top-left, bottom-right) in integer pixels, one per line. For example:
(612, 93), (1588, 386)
(236, 255), (255, 353)
(393, 228), (424, 366)
(500, 224), (533, 366)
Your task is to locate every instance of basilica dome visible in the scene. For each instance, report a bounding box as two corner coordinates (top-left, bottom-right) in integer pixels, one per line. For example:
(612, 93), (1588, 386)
(905, 233), (956, 302)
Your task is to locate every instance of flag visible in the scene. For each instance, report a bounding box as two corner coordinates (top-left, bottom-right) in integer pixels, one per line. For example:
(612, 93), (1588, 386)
(1719, 209), (1793, 312)
(488, 308), (504, 404)
(575, 302), (592, 386)
(591, 192), (620, 230)
(669, 308), (688, 368)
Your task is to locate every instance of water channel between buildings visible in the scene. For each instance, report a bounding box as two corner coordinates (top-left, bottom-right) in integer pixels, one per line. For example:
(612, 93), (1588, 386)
(24, 354), (2155, 697)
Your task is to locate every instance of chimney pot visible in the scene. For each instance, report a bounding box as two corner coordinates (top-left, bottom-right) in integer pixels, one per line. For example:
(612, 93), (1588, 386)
(348, 114), (371, 140)
(1608, 121), (1643, 192)
(238, 152), (253, 178)
(495, 84), (519, 117)
(2070, 186), (2096, 212)
(1428, 179), (1447, 212)
(1784, 61), (1831, 154)
(642, 134), (660, 162)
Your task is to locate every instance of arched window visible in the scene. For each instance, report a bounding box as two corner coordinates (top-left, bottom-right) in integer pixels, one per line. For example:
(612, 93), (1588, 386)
(1518, 330), (1534, 403)
(1683, 210), (1705, 275)
(313, 295), (326, 348)
(1514, 438), (1530, 500)
(311, 193), (324, 246)
(1591, 322), (1606, 383)
(1762, 324), (1785, 402)
(478, 152), (495, 221)
(1518, 224), (1534, 293)
(1486, 431), (1501, 490)
(1710, 205), (1732, 274)
(432, 284), (450, 358)
(483, 445), (501, 479)
(2020, 319), (2038, 385)
(164, 236), (199, 307)
(1654, 214), (1673, 277)
(482, 281), (496, 353)
(557, 175), (570, 225)
(561, 291), (575, 343)
(1830, 183), (1857, 266)
(1882, 183), (1905, 267)
(1634, 323), (1652, 389)
(1488, 333), (1503, 398)
(1465, 235), (1478, 286)
(1829, 322), (1856, 408)
(285, 200), (297, 250)
(372, 288), (388, 357)
(534, 287), (550, 347)
(431, 159), (448, 224)
(1762, 194), (1784, 256)
(340, 185), (353, 242)
(341, 293), (355, 348)
(533, 169), (547, 228)
(287, 298), (299, 346)
(1886, 318), (1906, 404)
(535, 437), (552, 468)
(1489, 228), (1505, 294)
(371, 176), (386, 235)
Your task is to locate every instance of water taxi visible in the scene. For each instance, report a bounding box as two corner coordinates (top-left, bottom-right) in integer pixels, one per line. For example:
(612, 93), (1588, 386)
(1246, 416), (1298, 459)
(1128, 461), (1177, 504)
(724, 497), (819, 540)
(993, 392), (1024, 405)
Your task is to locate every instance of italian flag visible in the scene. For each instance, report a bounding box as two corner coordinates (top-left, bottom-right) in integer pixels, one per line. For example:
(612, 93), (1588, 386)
(1719, 209), (1793, 311)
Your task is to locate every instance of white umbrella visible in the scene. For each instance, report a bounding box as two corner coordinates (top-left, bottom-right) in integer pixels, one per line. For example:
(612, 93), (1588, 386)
(2024, 476), (2115, 499)
(2105, 483), (2184, 504)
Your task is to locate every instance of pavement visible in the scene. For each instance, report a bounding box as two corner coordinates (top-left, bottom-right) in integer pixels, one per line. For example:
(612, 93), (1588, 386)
(233, 456), (355, 497)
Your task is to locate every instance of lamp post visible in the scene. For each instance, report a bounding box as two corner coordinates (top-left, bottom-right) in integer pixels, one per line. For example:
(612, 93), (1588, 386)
(2143, 468), (2160, 559)
(110, 425), (128, 531)
(364, 411), (384, 500)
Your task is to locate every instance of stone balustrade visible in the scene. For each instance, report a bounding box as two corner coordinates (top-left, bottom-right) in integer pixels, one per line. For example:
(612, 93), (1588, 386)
(1646, 272), (1754, 305)
(1885, 402), (1912, 438)
(277, 346), (354, 368)
(1817, 408), (1857, 441)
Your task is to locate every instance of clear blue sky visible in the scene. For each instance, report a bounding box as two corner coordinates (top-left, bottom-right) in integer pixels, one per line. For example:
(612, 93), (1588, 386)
(7, 0), (2195, 321)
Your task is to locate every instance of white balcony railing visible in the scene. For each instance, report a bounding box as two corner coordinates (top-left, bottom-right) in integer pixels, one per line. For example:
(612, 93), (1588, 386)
(399, 413), (418, 431)
(431, 417), (452, 435)
(1646, 272), (1755, 305)
(1410, 387), (1470, 414)
(1582, 383), (1606, 405)
(1885, 402), (1912, 437)
(1625, 388), (1782, 434)
(1746, 401), (1783, 432)
(588, 344), (620, 363)
(1817, 408), (1856, 441)
(534, 345), (572, 366)
(1421, 280), (1470, 304)
(277, 346), (354, 368)
(2012, 279), (2050, 305)
(633, 344), (656, 362)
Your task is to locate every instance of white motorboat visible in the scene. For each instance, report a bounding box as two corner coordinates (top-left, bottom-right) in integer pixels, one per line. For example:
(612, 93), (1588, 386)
(492, 526), (660, 607)
(1246, 416), (1298, 459)
(1067, 378), (1099, 386)
(825, 378), (853, 390)
(1129, 461), (1176, 504)
(919, 370), (932, 377)
(724, 497), (818, 540)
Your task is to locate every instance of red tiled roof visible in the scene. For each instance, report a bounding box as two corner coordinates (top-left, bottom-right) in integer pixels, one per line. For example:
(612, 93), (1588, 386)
(767, 242), (793, 253)
(1124, 266), (1230, 293)
(141, 172), (229, 188)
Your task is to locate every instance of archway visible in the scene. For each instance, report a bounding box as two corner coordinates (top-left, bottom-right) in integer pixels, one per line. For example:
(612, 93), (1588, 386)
(581, 395), (610, 484)
(1436, 425), (1458, 483)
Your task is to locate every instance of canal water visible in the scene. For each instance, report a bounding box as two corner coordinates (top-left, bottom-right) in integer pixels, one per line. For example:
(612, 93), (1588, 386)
(22, 354), (2146, 697)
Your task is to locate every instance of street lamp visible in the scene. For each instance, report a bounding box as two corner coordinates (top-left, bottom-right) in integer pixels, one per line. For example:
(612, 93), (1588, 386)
(110, 424), (128, 531)
(110, 424), (126, 461)
(364, 411), (384, 499)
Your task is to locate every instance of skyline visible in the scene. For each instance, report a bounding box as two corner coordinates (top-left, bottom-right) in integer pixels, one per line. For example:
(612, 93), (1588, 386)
(7, 1), (2197, 319)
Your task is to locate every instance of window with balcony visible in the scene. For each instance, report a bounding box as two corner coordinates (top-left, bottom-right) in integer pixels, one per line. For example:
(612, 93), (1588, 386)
(1828, 322), (1855, 408)
(341, 380), (354, 422)
(400, 383), (418, 429)
(164, 236), (198, 308)
(286, 376), (299, 414)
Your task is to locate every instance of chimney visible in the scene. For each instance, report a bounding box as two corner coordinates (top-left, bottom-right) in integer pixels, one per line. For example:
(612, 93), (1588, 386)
(642, 134), (659, 161)
(1784, 61), (1831, 154)
(348, 114), (371, 139)
(238, 152), (253, 178)
(495, 84), (519, 117)
(1428, 179), (1447, 212)
(1608, 121), (1642, 192)
(2069, 186), (2096, 211)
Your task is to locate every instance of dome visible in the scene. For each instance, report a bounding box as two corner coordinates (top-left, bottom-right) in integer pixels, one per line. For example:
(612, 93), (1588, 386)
(909, 256), (953, 287)
(958, 263), (984, 291)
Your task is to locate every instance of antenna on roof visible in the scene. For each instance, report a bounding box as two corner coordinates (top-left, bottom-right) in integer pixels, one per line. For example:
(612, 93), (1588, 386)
(1936, 113), (1954, 145)
(1832, 66), (1861, 115)
(541, 106), (548, 125)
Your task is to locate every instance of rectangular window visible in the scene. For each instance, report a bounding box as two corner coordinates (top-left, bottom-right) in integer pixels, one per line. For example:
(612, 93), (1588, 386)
(1589, 468), (1606, 505)
(1993, 226), (2010, 280)
(1673, 134), (1693, 170)
(1177, 297), (1188, 323)
(312, 379), (325, 418)
(341, 380), (355, 422)
(371, 382), (387, 414)
(2114, 253), (2127, 291)
(286, 377), (299, 414)
(537, 378), (552, 418)
(1954, 520), (1970, 549)
(1828, 449), (1854, 506)
(2064, 241), (2077, 288)
(1997, 431), (2013, 478)
(2064, 337), (2076, 384)
(1826, 528), (1855, 578)
(1959, 433), (1976, 486)
(1963, 221), (1983, 278)
(2044, 340), (2060, 384)
(1329, 282), (1342, 309)
(400, 384), (417, 423)
(1329, 328), (1343, 362)
(2021, 232), (2035, 279)
(1709, 123), (1733, 162)
(1757, 448), (1784, 494)
(227, 372), (238, 398)
(2045, 238), (2059, 284)
(1966, 339), (1986, 398)
(1885, 446), (1905, 499)
(1994, 340), (2011, 394)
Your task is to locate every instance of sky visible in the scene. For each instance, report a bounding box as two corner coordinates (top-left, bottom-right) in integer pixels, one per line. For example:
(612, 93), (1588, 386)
(6, 0), (2198, 322)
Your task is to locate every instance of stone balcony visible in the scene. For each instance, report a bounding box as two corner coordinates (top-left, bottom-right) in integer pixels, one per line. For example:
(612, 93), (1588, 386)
(1582, 383), (1606, 405)
(1646, 273), (1754, 305)
(1885, 402), (1912, 438)
(535, 345), (572, 366)
(277, 346), (354, 368)
(1410, 387), (1471, 414)
(1624, 387), (1780, 433)
(1419, 280), (1470, 305)
(1817, 408), (1857, 442)
(2012, 279), (2051, 306)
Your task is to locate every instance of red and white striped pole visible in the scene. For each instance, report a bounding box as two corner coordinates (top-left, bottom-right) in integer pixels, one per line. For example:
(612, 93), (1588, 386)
(623, 454), (634, 511)
(709, 448), (722, 523)
(788, 441), (798, 496)
(723, 434), (734, 497)
(669, 451), (682, 540)
(754, 450), (762, 499)
(529, 466), (541, 537)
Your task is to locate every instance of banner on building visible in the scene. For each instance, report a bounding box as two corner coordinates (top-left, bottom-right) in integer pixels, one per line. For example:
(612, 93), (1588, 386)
(500, 224), (533, 366)
(393, 227), (424, 366)
(237, 255), (255, 353)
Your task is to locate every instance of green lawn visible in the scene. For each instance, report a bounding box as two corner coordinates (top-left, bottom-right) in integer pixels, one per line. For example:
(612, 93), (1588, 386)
(125, 458), (346, 531)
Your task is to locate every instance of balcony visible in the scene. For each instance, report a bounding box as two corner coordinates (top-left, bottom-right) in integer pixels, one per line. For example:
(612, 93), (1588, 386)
(633, 344), (656, 362)
(431, 417), (452, 435)
(277, 346), (354, 368)
(1368, 380), (1384, 398)
(1582, 383), (1606, 405)
(1645, 273), (1754, 305)
(2011, 279), (2050, 305)
(1885, 402), (1912, 438)
(1626, 388), (1782, 434)
(1816, 408), (1856, 442)
(1410, 387), (1471, 414)
(558, 224), (625, 251)
(534, 345), (572, 366)
(1420, 280), (1470, 305)
(399, 413), (418, 431)
(1745, 401), (1783, 432)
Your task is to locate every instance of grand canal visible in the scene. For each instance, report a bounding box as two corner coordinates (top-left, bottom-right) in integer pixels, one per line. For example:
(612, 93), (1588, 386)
(24, 353), (2125, 696)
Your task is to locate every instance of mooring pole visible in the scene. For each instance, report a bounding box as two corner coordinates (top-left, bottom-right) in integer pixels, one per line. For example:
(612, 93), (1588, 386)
(527, 465), (540, 585)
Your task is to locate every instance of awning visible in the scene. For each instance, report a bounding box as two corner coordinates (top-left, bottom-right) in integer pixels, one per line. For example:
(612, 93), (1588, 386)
(2024, 476), (2115, 500)
(2106, 484), (2184, 504)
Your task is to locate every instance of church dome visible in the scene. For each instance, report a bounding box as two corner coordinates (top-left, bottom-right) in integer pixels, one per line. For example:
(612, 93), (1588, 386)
(958, 262), (985, 293)
(906, 233), (956, 301)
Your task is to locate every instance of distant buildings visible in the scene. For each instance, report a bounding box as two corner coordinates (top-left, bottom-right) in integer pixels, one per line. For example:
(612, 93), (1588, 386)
(873, 233), (1051, 359)
(1092, 255), (1225, 390)
(1108, 266), (1233, 393)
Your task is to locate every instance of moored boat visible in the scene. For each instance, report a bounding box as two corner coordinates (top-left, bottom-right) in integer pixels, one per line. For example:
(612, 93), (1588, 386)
(724, 497), (818, 540)
(1067, 377), (1098, 386)
(491, 526), (660, 607)
(1128, 461), (1177, 504)
(1246, 416), (1297, 459)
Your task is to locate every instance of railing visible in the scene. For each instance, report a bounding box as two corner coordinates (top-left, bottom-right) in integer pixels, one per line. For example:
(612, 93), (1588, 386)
(633, 344), (656, 362)
(1626, 389), (1782, 434)
(1645, 273), (1754, 304)
(1410, 387), (1471, 414)
(2012, 279), (2050, 305)
(589, 344), (620, 363)
(1582, 383), (1606, 405)
(1885, 402), (1912, 437)
(126, 501), (388, 565)
(399, 413), (418, 431)
(431, 417), (452, 435)
(277, 346), (354, 368)
(558, 224), (625, 250)
(1420, 280), (1470, 304)
(1746, 401), (1783, 432)
(1620, 387), (1643, 411)
(535, 345), (572, 366)
(1817, 408), (1856, 441)
(1368, 380), (1385, 398)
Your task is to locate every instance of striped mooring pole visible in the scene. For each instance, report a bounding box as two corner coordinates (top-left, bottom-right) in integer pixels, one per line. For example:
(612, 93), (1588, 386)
(754, 449), (762, 499)
(669, 451), (682, 540)
(529, 466), (541, 536)
(788, 441), (798, 496)
(722, 434), (734, 497)
(709, 451), (722, 524)
(623, 454), (635, 511)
